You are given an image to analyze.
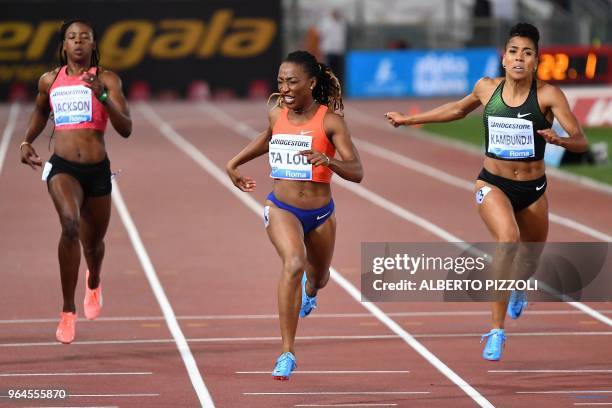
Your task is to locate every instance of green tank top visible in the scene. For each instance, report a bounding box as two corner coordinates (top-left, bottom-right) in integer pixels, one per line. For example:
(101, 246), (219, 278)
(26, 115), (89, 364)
(483, 79), (551, 161)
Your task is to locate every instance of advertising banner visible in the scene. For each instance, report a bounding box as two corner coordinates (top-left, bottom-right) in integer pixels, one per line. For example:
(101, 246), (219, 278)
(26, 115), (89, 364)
(347, 48), (500, 98)
(0, 0), (282, 99)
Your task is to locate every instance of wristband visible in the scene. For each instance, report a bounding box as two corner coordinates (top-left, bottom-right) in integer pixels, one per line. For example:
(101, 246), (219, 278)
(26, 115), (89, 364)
(19, 141), (31, 150)
(97, 90), (108, 104)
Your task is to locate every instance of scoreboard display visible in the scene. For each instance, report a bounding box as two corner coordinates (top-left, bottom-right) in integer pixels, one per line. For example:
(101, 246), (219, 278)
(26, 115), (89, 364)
(537, 45), (612, 84)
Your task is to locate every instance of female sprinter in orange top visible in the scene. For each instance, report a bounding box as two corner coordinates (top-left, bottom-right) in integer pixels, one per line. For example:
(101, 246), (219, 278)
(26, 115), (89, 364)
(227, 50), (363, 380)
(385, 23), (587, 361)
(20, 19), (131, 344)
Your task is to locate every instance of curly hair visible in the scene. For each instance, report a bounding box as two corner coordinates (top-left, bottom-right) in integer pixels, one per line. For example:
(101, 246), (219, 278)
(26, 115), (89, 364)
(506, 22), (540, 53)
(269, 50), (344, 115)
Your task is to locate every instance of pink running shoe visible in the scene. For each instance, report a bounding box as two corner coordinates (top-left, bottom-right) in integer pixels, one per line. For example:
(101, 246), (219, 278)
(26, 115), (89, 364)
(56, 312), (77, 344)
(84, 270), (103, 320)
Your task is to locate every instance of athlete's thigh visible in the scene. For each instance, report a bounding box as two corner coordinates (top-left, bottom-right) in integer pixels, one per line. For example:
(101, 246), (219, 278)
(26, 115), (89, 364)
(515, 193), (548, 243)
(48, 174), (84, 222)
(474, 180), (519, 241)
(80, 195), (112, 246)
(265, 204), (306, 262)
(304, 214), (336, 271)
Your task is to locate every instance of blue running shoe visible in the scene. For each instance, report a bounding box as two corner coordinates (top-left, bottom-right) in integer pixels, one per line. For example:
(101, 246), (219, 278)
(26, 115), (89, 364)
(299, 272), (317, 318)
(272, 352), (296, 381)
(481, 328), (506, 361)
(507, 290), (528, 319)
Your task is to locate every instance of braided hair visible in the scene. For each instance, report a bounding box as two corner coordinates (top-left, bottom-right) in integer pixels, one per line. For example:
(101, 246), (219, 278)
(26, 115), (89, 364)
(58, 19), (100, 69)
(270, 50), (344, 115)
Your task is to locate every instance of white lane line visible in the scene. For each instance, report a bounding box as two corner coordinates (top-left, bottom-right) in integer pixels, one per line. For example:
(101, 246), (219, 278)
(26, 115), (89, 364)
(490, 370), (612, 374)
(295, 404), (398, 407)
(142, 103), (494, 408)
(0, 338), (175, 347)
(244, 392), (429, 395)
(0, 103), (20, 176)
(574, 404), (612, 406)
(237, 370), (410, 374)
(548, 214), (612, 243)
(69, 393), (159, 397)
(198, 101), (612, 329)
(516, 390), (612, 394)
(24, 406), (119, 408)
(427, 331), (612, 337)
(0, 316), (166, 324)
(488, 368), (612, 374)
(111, 181), (215, 408)
(568, 302), (612, 327)
(193, 331), (612, 340)
(0, 372), (152, 377)
(1, 309), (610, 324)
(2, 331), (610, 348)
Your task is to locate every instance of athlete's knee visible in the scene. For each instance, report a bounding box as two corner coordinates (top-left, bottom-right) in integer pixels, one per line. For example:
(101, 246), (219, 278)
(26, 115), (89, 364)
(496, 230), (520, 244)
(59, 216), (80, 241)
(309, 269), (330, 290)
(82, 240), (104, 258)
(282, 256), (306, 279)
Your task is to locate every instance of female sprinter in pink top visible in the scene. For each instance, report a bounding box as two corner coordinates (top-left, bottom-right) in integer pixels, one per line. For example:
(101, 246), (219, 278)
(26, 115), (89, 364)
(227, 51), (363, 380)
(20, 19), (132, 344)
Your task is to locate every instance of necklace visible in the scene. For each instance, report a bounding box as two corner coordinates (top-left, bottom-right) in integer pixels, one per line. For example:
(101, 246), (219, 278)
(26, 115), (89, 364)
(292, 100), (316, 114)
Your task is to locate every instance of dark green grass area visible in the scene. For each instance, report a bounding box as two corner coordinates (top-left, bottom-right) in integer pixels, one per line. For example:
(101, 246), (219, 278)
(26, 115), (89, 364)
(423, 116), (612, 185)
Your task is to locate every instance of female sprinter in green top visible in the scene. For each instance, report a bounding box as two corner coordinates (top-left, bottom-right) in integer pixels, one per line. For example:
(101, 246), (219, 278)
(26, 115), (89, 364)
(385, 22), (587, 361)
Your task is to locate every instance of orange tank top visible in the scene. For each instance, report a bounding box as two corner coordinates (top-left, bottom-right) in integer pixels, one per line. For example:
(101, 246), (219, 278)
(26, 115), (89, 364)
(49, 66), (108, 132)
(270, 105), (335, 183)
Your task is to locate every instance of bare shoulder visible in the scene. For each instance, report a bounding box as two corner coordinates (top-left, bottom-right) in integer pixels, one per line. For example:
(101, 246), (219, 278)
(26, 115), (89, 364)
(324, 109), (346, 126)
(324, 109), (348, 137)
(98, 68), (122, 87)
(536, 80), (566, 104)
(268, 104), (283, 127)
(472, 76), (502, 104)
(38, 67), (61, 91)
(474, 76), (502, 94)
(537, 79), (562, 96)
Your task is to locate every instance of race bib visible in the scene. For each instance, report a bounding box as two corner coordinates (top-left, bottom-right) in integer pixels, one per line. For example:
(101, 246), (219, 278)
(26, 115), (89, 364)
(50, 85), (93, 126)
(487, 116), (535, 159)
(269, 134), (312, 180)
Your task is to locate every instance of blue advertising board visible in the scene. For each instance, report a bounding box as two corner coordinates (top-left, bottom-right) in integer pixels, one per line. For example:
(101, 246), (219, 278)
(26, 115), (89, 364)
(347, 48), (500, 98)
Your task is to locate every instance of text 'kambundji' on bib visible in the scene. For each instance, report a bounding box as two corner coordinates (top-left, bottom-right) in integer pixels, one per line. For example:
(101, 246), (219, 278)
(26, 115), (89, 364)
(487, 116), (535, 159)
(269, 134), (313, 180)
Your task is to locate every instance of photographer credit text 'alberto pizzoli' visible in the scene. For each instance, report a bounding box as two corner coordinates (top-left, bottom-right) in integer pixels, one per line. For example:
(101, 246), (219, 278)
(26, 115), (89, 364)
(361, 242), (611, 302)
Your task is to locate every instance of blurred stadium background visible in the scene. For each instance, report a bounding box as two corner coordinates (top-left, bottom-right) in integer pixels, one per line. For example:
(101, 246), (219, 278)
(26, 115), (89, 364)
(1, 0), (610, 176)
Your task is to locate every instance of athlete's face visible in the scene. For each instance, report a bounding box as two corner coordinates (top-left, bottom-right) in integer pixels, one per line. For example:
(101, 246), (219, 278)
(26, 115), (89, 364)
(503, 36), (538, 81)
(63, 22), (95, 63)
(277, 62), (316, 110)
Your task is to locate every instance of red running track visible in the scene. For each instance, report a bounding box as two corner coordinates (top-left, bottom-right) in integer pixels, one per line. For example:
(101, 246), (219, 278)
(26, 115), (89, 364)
(0, 100), (611, 408)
